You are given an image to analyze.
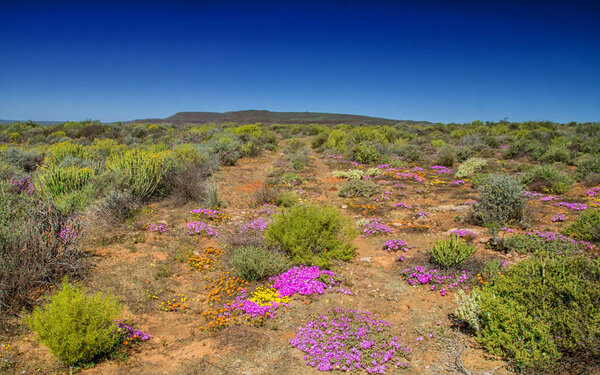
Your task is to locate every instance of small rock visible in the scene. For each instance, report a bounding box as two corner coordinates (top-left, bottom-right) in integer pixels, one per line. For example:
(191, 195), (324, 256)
(360, 257), (372, 263)
(341, 205), (348, 209)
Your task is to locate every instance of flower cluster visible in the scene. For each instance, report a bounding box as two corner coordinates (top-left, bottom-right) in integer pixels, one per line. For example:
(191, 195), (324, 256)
(190, 208), (231, 223)
(159, 294), (188, 312)
(349, 203), (376, 216)
(239, 217), (271, 233)
(362, 219), (393, 237)
(270, 266), (351, 297)
(186, 221), (219, 237)
(393, 202), (412, 209)
(9, 176), (35, 195)
(116, 321), (152, 345)
(403, 266), (469, 296)
(290, 309), (411, 373)
(382, 239), (411, 253)
(586, 187), (600, 197)
(59, 222), (79, 243)
(552, 214), (565, 222)
(449, 229), (476, 240)
(523, 190), (543, 198)
(200, 272), (249, 331)
(188, 247), (225, 272)
(147, 223), (167, 233)
(540, 195), (556, 202)
(451, 180), (466, 185)
(555, 202), (587, 210)
(431, 165), (453, 174)
(526, 230), (594, 251)
(258, 203), (278, 216)
(228, 286), (291, 321)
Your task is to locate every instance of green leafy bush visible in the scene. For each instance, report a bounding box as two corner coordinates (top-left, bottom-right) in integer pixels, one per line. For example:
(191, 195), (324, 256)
(494, 234), (586, 255)
(265, 204), (356, 268)
(435, 146), (455, 167)
(520, 165), (573, 194)
(35, 165), (94, 197)
(429, 235), (476, 268)
(230, 246), (289, 281)
(351, 142), (381, 164)
(455, 157), (488, 179)
(338, 179), (381, 198)
(105, 149), (170, 199)
(539, 145), (571, 163)
(575, 156), (600, 182)
(469, 174), (527, 227)
(455, 289), (482, 332)
(562, 208), (600, 244)
(476, 255), (600, 371)
(25, 281), (122, 366)
(46, 141), (88, 165)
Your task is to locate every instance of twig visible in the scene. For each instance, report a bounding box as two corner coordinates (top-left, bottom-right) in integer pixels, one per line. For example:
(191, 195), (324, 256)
(200, 357), (231, 374)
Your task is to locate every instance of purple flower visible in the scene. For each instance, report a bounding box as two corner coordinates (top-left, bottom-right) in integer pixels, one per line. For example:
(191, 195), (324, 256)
(186, 221), (219, 237)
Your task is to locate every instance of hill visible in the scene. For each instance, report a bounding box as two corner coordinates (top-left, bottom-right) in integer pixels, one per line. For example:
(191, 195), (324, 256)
(132, 110), (429, 126)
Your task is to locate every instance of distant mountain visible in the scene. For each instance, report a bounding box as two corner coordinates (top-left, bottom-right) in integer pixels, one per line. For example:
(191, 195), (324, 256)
(132, 110), (429, 126)
(0, 120), (65, 125)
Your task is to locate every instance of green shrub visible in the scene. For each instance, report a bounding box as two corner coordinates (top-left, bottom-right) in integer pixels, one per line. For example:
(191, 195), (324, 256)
(326, 129), (349, 154)
(338, 179), (381, 198)
(332, 169), (381, 180)
(435, 146), (455, 167)
(429, 235), (476, 268)
(35, 165), (94, 197)
(25, 281), (122, 366)
(46, 141), (88, 165)
(562, 208), (600, 244)
(455, 157), (488, 179)
(469, 174), (526, 227)
(455, 289), (482, 332)
(274, 190), (299, 207)
(575, 156), (600, 182)
(520, 165), (573, 194)
(476, 255), (600, 371)
(230, 246), (289, 281)
(494, 234), (586, 255)
(351, 142), (380, 164)
(281, 172), (302, 185)
(265, 204), (356, 268)
(539, 145), (571, 163)
(105, 149), (170, 199)
(481, 259), (503, 280)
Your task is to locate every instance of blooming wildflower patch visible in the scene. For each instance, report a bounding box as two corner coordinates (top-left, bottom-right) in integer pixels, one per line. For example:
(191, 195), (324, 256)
(387, 220), (430, 231)
(290, 309), (411, 373)
(159, 294), (188, 312)
(403, 266), (469, 296)
(382, 239), (411, 253)
(9, 176), (35, 195)
(116, 321), (152, 346)
(393, 202), (412, 209)
(449, 229), (476, 240)
(349, 203), (377, 216)
(270, 266), (351, 297)
(362, 219), (393, 237)
(190, 208), (231, 223)
(186, 221), (219, 237)
(239, 217), (271, 233)
(188, 247), (225, 272)
(552, 214), (565, 222)
(555, 202), (587, 211)
(59, 221), (80, 243)
(147, 223), (167, 233)
(431, 165), (453, 174)
(526, 230), (594, 251)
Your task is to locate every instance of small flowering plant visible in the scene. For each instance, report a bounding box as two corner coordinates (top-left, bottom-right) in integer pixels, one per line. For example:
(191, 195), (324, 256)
(361, 219), (393, 238)
(290, 309), (411, 373)
(552, 214), (565, 222)
(190, 208), (231, 223)
(147, 223), (167, 233)
(449, 229), (476, 241)
(382, 239), (411, 253)
(555, 202), (587, 211)
(116, 321), (152, 346)
(186, 221), (219, 237)
(403, 266), (469, 296)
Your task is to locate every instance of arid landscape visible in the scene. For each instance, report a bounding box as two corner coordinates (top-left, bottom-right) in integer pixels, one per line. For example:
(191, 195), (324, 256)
(1, 119), (599, 374)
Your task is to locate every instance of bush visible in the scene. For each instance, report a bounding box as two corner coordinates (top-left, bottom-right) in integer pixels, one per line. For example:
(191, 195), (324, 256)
(455, 289), (481, 332)
(435, 146), (455, 167)
(105, 148), (170, 199)
(274, 190), (299, 207)
(575, 156), (600, 182)
(1, 147), (43, 171)
(429, 235), (476, 268)
(540, 145), (571, 163)
(230, 246), (289, 281)
(92, 190), (139, 224)
(455, 157), (488, 179)
(35, 165), (94, 197)
(281, 172), (302, 185)
(494, 234), (586, 255)
(562, 208), (600, 244)
(0, 189), (86, 316)
(469, 174), (526, 227)
(475, 255), (600, 371)
(338, 179), (381, 198)
(520, 165), (573, 194)
(46, 141), (88, 165)
(265, 204), (356, 268)
(351, 141), (381, 164)
(25, 281), (122, 366)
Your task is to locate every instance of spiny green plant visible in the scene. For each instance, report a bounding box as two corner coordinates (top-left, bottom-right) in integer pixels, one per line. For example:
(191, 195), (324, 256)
(429, 235), (476, 268)
(35, 165), (94, 197)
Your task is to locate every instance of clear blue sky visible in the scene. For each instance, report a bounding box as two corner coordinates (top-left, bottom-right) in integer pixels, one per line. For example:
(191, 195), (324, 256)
(1, 1), (599, 123)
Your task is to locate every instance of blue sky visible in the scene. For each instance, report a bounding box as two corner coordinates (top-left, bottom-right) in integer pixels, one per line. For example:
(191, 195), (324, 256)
(1, 1), (599, 123)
